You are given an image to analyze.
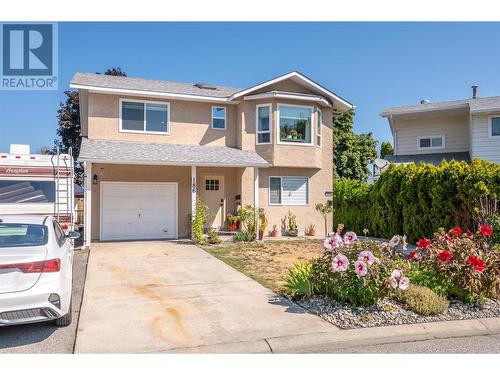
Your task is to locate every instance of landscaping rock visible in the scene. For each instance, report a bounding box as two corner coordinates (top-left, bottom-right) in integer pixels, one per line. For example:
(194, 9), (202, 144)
(298, 297), (500, 329)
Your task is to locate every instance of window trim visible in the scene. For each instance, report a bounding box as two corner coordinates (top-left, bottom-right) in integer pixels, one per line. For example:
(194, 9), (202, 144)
(276, 103), (314, 147)
(119, 98), (171, 135)
(256, 103), (272, 145)
(268, 176), (309, 206)
(416, 135), (445, 150)
(488, 115), (500, 138)
(211, 106), (227, 130)
(316, 108), (322, 148)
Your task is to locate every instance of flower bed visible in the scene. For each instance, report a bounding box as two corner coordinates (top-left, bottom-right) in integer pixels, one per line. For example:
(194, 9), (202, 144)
(285, 225), (499, 328)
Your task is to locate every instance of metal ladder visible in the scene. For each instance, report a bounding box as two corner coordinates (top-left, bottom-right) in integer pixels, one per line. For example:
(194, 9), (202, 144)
(51, 147), (74, 228)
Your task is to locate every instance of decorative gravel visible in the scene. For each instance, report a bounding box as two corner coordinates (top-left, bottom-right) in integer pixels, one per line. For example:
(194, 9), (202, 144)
(298, 297), (500, 329)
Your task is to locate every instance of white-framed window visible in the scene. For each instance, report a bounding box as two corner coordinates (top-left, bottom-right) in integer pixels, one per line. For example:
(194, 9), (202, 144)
(269, 176), (309, 206)
(277, 104), (313, 146)
(256, 104), (272, 144)
(488, 116), (500, 138)
(316, 109), (322, 147)
(211, 106), (226, 130)
(119, 99), (170, 134)
(417, 135), (445, 150)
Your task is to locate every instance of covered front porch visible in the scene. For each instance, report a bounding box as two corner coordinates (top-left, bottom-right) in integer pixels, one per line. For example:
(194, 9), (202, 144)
(79, 138), (268, 247)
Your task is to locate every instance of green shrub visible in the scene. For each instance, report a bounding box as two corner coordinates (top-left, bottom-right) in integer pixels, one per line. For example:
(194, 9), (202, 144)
(396, 285), (449, 315)
(207, 228), (221, 245)
(192, 197), (208, 245)
(406, 264), (449, 296)
(333, 160), (500, 243)
(233, 230), (255, 242)
(284, 262), (314, 298)
(308, 240), (397, 307)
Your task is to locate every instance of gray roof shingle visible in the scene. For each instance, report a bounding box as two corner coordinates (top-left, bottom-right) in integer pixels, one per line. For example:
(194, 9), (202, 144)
(71, 72), (242, 98)
(78, 138), (269, 168)
(385, 152), (471, 165)
(381, 96), (500, 117)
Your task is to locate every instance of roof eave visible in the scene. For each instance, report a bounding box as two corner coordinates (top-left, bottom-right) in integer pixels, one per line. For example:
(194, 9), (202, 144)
(380, 103), (469, 117)
(229, 71), (354, 111)
(69, 84), (240, 104)
(78, 157), (269, 168)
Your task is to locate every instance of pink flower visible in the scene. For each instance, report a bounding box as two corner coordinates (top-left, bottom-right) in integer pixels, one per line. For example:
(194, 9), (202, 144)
(391, 269), (402, 279)
(399, 277), (410, 290)
(358, 250), (376, 265)
(354, 260), (368, 277)
(343, 231), (357, 244)
(324, 233), (343, 250)
(332, 253), (349, 272)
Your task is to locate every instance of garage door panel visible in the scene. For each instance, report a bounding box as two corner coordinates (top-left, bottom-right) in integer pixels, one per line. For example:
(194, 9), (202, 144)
(101, 182), (177, 241)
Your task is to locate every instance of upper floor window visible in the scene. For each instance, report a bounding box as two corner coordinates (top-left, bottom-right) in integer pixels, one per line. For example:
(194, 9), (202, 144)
(489, 116), (500, 137)
(417, 135), (445, 150)
(212, 107), (226, 129)
(316, 109), (322, 147)
(256, 104), (272, 144)
(120, 100), (169, 134)
(278, 104), (313, 145)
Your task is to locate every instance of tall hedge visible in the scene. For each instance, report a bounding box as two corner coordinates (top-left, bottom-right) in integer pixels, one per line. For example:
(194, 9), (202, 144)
(333, 160), (500, 243)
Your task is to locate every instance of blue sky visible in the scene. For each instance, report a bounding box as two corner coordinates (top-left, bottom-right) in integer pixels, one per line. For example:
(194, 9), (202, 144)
(1, 22), (500, 153)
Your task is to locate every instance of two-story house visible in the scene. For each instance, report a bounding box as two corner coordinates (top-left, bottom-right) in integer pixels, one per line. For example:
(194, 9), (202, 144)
(380, 86), (500, 166)
(71, 71), (353, 246)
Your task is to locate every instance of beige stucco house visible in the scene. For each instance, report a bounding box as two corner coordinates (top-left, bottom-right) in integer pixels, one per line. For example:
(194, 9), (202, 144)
(71, 71), (353, 246)
(379, 86), (500, 167)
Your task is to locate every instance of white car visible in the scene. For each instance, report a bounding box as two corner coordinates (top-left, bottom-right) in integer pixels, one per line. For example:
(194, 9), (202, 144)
(0, 215), (79, 327)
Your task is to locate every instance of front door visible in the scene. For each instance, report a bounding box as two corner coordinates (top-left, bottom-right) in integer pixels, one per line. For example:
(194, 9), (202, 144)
(200, 175), (225, 229)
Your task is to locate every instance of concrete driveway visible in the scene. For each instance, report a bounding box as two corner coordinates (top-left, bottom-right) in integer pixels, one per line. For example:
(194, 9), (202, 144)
(75, 241), (337, 353)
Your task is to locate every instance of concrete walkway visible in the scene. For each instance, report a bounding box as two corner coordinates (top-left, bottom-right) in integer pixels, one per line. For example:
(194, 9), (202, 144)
(75, 241), (337, 353)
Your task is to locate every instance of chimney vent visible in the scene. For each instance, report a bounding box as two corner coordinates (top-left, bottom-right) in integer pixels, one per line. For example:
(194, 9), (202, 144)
(472, 85), (479, 99)
(420, 99), (430, 104)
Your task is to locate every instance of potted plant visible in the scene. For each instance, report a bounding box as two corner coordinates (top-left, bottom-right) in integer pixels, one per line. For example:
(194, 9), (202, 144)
(287, 211), (298, 237)
(258, 209), (268, 240)
(226, 214), (239, 232)
(269, 224), (279, 237)
(305, 224), (316, 236)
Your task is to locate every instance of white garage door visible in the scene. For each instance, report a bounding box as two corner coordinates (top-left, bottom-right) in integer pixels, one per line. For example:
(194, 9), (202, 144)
(100, 182), (177, 241)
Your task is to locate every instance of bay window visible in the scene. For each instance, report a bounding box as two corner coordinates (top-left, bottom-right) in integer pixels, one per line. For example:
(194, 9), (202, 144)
(278, 104), (313, 145)
(256, 104), (272, 144)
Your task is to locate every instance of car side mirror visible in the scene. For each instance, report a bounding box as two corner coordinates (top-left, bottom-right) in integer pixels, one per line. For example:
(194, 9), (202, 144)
(66, 231), (80, 240)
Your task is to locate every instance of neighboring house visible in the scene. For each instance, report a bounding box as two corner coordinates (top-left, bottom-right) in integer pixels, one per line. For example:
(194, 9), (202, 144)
(70, 71), (353, 246)
(379, 86), (500, 166)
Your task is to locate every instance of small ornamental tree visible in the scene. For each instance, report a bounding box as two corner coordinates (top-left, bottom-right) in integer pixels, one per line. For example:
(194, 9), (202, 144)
(380, 141), (394, 159)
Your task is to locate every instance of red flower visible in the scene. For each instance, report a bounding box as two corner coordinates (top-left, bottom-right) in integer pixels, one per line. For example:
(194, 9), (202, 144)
(451, 226), (462, 236)
(467, 255), (486, 272)
(417, 238), (430, 249)
(406, 251), (417, 260)
(437, 250), (453, 262)
(479, 224), (493, 237)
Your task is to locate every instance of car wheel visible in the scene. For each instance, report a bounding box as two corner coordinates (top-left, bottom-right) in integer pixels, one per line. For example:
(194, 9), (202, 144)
(53, 298), (72, 327)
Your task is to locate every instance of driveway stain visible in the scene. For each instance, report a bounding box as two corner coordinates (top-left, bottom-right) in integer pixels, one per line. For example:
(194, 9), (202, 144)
(108, 265), (194, 343)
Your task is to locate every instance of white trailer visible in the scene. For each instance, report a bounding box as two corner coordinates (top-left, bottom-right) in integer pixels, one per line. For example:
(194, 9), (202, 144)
(0, 144), (75, 230)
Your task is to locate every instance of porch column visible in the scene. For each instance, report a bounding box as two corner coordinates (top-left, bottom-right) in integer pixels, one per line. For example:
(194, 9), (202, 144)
(84, 161), (92, 249)
(254, 167), (259, 240)
(191, 165), (197, 240)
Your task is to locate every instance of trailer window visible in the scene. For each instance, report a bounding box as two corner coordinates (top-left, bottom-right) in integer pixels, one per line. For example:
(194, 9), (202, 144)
(0, 181), (55, 203)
